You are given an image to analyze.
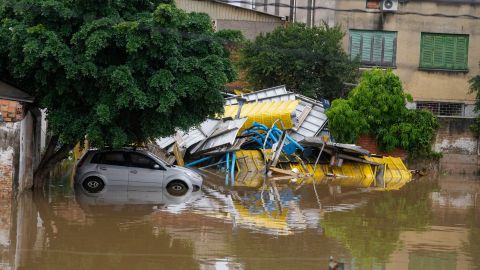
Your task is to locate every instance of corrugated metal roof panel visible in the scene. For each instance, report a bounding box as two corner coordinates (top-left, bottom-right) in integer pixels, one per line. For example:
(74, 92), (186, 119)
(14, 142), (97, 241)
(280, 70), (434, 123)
(290, 95), (328, 141)
(156, 119), (220, 152)
(224, 87), (328, 141)
(190, 118), (247, 155)
(225, 85), (289, 105)
(156, 137), (176, 149)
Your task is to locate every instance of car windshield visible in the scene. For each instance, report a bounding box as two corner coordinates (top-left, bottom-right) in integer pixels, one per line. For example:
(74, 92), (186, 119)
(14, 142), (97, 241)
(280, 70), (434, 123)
(146, 152), (172, 167)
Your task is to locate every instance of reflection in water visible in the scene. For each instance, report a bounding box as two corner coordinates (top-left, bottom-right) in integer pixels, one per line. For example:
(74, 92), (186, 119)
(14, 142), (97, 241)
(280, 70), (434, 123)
(0, 175), (478, 269)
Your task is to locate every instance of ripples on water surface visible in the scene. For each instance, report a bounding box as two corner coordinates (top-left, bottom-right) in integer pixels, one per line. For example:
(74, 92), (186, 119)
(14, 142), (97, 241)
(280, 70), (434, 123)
(0, 174), (478, 270)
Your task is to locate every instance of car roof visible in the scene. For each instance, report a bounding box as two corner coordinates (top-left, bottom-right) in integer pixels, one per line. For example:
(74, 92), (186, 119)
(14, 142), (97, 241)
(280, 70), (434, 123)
(86, 148), (151, 154)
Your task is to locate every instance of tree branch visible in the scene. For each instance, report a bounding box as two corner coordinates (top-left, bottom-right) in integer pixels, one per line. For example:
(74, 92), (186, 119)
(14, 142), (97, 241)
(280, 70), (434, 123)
(33, 143), (74, 190)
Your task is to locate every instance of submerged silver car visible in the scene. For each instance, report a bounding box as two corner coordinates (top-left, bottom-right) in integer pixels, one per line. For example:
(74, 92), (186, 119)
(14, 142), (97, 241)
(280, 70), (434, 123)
(74, 149), (203, 196)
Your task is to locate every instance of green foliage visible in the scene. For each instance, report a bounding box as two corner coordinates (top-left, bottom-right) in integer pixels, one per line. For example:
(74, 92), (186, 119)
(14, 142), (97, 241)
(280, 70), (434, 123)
(327, 69), (439, 157)
(239, 23), (359, 100)
(214, 29), (246, 46)
(0, 0), (235, 148)
(469, 65), (480, 136)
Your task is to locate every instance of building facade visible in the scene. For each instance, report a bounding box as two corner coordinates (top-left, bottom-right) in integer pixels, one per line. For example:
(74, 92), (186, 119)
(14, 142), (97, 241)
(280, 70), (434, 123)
(335, 0), (480, 118)
(228, 0), (479, 117)
(228, 0), (336, 27)
(176, 0), (285, 39)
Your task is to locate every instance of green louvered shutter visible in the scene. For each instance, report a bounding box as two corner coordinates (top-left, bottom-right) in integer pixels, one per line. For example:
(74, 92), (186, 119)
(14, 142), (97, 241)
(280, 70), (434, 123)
(361, 32), (373, 63)
(454, 35), (468, 70)
(444, 36), (455, 70)
(433, 35), (445, 67)
(350, 30), (396, 67)
(420, 34), (434, 68)
(350, 31), (362, 60)
(372, 32), (384, 64)
(383, 32), (396, 66)
(421, 33), (468, 70)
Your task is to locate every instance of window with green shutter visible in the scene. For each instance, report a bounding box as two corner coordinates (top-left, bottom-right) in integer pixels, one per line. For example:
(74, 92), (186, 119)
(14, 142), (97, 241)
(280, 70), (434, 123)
(420, 33), (469, 71)
(349, 30), (397, 67)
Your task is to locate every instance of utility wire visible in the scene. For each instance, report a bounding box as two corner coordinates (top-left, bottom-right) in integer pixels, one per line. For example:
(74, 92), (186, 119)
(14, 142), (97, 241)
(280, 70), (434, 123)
(210, 0), (480, 20)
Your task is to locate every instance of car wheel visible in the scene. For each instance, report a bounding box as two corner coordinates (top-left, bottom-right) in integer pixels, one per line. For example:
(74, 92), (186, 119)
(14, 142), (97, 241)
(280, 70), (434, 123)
(82, 177), (105, 193)
(166, 180), (189, 196)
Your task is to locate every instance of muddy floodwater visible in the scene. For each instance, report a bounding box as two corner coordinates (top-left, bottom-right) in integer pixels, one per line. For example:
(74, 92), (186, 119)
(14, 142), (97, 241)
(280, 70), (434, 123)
(0, 174), (479, 270)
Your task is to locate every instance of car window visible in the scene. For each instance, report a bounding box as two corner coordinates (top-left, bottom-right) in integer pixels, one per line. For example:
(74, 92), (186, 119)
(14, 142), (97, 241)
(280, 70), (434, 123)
(99, 152), (127, 166)
(129, 153), (158, 169)
(90, 153), (101, 164)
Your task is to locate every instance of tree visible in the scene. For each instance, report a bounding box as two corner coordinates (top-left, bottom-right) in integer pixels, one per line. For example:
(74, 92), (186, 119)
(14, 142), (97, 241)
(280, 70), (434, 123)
(469, 66), (480, 135)
(239, 23), (359, 100)
(0, 0), (235, 188)
(326, 69), (439, 158)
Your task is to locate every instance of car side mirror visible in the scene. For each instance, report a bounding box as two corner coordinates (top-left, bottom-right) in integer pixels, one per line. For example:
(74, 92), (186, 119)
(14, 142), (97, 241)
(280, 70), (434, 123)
(153, 164), (161, 169)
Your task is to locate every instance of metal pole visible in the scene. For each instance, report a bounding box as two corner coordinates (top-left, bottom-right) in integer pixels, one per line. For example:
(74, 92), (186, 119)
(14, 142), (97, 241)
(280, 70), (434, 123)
(230, 152), (236, 187)
(225, 153), (230, 186)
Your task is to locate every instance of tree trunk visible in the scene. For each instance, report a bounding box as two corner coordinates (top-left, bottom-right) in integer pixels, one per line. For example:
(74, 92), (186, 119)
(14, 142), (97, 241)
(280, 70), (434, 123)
(33, 136), (74, 190)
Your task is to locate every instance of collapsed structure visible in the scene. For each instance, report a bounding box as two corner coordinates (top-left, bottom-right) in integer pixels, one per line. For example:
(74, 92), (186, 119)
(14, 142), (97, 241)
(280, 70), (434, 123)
(155, 86), (412, 189)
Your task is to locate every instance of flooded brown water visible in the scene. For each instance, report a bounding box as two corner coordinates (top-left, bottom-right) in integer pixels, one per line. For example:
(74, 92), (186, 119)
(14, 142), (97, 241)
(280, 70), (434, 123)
(0, 174), (479, 270)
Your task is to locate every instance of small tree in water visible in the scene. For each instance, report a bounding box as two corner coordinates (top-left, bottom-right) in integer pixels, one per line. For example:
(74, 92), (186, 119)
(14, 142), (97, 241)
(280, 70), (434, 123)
(0, 0), (236, 188)
(239, 23), (359, 100)
(326, 69), (439, 158)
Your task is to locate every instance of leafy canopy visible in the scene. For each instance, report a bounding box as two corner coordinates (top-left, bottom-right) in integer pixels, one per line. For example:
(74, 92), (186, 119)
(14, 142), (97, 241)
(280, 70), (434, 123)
(469, 64), (480, 135)
(326, 69), (439, 158)
(0, 0), (235, 147)
(239, 23), (359, 100)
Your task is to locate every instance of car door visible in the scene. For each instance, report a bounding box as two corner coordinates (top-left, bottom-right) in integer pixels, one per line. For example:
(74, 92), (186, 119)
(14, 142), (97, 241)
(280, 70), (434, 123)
(127, 152), (165, 190)
(96, 151), (130, 186)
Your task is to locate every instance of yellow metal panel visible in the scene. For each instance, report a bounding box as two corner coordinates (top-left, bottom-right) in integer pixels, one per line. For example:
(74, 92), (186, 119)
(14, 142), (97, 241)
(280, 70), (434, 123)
(224, 100), (299, 131)
(363, 156), (412, 184)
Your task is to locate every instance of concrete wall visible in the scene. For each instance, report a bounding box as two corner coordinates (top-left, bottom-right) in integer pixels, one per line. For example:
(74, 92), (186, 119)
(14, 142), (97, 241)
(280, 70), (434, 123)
(335, 1), (480, 111)
(216, 19), (283, 39)
(433, 117), (479, 174)
(0, 123), (20, 196)
(0, 102), (47, 194)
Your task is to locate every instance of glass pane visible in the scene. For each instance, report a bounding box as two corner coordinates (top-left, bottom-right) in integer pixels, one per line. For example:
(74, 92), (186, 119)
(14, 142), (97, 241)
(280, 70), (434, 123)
(100, 152), (127, 166)
(129, 153), (157, 169)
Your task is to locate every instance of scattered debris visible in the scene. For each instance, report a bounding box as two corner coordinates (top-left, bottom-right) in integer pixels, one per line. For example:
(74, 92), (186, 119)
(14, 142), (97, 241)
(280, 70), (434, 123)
(155, 85), (412, 190)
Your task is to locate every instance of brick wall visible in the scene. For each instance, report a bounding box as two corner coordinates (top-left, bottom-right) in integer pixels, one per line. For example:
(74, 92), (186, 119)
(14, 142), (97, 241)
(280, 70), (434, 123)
(357, 134), (408, 159)
(0, 99), (24, 122)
